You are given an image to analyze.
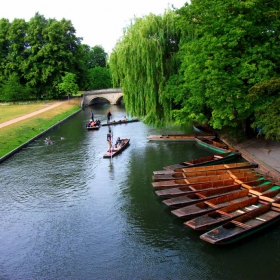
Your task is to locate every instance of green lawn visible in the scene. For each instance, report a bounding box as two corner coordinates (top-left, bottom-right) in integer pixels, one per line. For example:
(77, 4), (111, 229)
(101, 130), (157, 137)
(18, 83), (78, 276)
(0, 98), (82, 158)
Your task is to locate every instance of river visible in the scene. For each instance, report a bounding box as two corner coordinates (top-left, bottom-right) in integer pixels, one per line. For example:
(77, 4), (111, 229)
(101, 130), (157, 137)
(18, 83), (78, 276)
(1, 104), (280, 280)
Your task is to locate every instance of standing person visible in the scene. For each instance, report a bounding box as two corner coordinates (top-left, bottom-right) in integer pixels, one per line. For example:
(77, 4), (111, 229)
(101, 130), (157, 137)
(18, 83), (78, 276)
(107, 129), (112, 152)
(90, 110), (94, 121)
(107, 110), (112, 123)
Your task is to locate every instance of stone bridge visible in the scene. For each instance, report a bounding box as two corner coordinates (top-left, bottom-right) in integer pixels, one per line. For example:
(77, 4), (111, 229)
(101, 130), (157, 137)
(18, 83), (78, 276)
(81, 88), (123, 106)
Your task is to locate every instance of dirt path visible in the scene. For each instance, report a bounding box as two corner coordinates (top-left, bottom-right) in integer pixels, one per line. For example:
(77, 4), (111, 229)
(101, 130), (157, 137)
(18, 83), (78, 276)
(0, 102), (64, 129)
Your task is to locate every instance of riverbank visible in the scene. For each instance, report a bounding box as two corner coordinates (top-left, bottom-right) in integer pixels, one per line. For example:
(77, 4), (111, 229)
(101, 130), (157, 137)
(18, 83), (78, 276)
(0, 98), (82, 161)
(221, 134), (280, 182)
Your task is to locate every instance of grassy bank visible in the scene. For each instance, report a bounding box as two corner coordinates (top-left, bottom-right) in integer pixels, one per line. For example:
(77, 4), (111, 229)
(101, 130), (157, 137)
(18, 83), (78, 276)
(0, 101), (60, 123)
(0, 98), (82, 158)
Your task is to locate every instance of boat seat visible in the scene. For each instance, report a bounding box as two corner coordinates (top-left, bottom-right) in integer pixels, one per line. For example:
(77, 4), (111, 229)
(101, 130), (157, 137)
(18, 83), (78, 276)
(204, 201), (218, 208)
(216, 210), (232, 217)
(214, 155), (223, 159)
(231, 220), (252, 229)
(255, 217), (266, 222)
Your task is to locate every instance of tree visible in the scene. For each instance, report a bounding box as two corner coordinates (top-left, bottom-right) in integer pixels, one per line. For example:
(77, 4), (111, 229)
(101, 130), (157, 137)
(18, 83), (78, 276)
(78, 44), (110, 90)
(58, 72), (79, 98)
(174, 0), (280, 132)
(0, 18), (10, 84)
(0, 73), (29, 101)
(88, 45), (107, 68)
(87, 66), (112, 89)
(248, 78), (280, 140)
(110, 10), (181, 126)
(21, 13), (82, 99)
(6, 18), (28, 79)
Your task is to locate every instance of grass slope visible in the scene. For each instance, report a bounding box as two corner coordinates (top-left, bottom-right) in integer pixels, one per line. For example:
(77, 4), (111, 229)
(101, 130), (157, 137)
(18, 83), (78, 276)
(0, 98), (81, 158)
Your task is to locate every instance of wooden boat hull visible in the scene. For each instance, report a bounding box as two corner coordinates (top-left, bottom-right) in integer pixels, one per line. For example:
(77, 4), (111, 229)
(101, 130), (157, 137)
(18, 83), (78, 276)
(152, 172), (260, 190)
(152, 167), (257, 182)
(147, 134), (215, 142)
(195, 137), (229, 153)
(163, 152), (240, 170)
(200, 204), (280, 244)
(163, 184), (243, 208)
(171, 189), (252, 219)
(154, 178), (267, 198)
(103, 138), (130, 158)
(153, 162), (258, 175)
(185, 196), (260, 231)
(86, 125), (101, 130)
(102, 119), (139, 126)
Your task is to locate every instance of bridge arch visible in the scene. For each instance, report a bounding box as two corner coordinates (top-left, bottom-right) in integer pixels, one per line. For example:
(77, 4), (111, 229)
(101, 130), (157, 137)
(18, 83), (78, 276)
(81, 88), (123, 106)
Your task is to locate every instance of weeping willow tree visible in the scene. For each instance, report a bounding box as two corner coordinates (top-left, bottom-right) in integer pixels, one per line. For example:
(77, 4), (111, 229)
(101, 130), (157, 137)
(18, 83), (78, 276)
(109, 10), (181, 126)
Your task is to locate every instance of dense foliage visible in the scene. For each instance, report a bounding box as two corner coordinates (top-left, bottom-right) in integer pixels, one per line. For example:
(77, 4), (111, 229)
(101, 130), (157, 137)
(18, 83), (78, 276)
(0, 13), (111, 101)
(110, 1), (280, 139)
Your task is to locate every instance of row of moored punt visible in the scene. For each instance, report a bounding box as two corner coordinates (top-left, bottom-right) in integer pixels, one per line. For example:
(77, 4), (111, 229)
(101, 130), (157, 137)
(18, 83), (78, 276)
(152, 157), (280, 245)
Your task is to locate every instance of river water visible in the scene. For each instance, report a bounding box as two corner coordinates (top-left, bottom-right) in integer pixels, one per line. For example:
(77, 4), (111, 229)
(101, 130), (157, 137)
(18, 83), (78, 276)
(1, 104), (280, 280)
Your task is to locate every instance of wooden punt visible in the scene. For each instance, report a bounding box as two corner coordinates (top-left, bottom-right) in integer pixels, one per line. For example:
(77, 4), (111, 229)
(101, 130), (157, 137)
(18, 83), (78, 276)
(185, 196), (262, 231)
(171, 189), (252, 219)
(185, 183), (280, 231)
(258, 188), (280, 203)
(195, 137), (230, 153)
(152, 167), (257, 181)
(200, 203), (280, 245)
(163, 152), (240, 170)
(155, 178), (267, 198)
(148, 134), (194, 142)
(86, 124), (101, 130)
(152, 172), (261, 190)
(102, 118), (139, 126)
(103, 138), (130, 158)
(153, 162), (258, 175)
(163, 184), (243, 208)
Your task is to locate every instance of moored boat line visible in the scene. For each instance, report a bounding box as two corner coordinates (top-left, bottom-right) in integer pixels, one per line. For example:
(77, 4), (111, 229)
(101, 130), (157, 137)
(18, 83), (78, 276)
(151, 152), (280, 245)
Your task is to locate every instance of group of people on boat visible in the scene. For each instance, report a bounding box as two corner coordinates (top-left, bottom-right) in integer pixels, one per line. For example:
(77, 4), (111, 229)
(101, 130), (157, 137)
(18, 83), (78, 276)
(86, 119), (101, 128)
(107, 130), (124, 152)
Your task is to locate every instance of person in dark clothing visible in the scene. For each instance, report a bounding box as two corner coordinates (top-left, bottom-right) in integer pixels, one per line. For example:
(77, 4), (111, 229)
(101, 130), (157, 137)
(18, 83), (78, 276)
(107, 110), (112, 123)
(107, 130), (112, 152)
(115, 137), (122, 147)
(90, 110), (94, 121)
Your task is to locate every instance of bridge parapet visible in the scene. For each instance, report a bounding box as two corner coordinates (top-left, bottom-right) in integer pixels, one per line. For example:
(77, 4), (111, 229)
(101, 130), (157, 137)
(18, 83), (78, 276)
(81, 88), (123, 106)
